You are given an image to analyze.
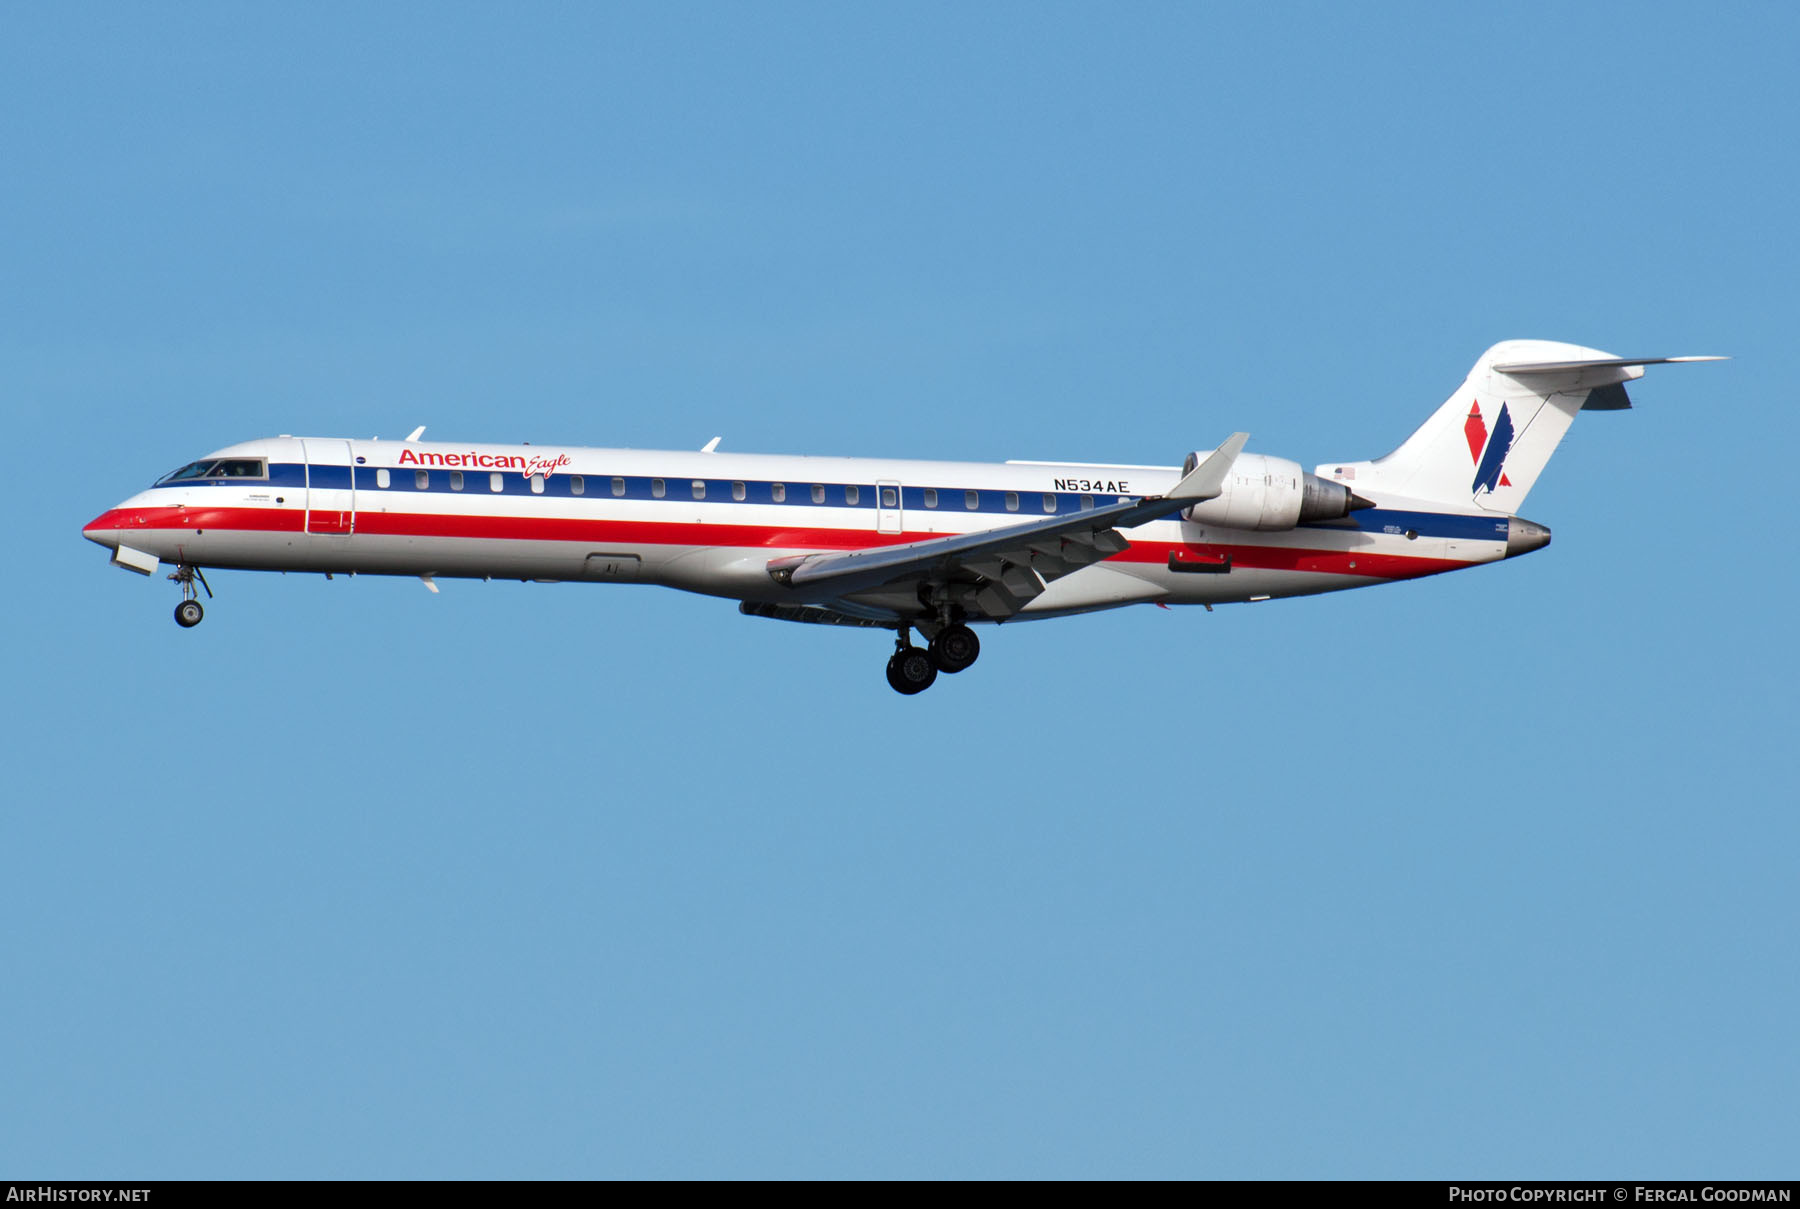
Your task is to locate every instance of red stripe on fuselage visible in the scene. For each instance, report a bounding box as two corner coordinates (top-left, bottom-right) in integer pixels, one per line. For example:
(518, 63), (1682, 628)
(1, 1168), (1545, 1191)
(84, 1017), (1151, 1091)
(1111, 541), (1466, 580)
(86, 505), (1474, 580)
(350, 509), (903, 552)
(85, 506), (306, 535)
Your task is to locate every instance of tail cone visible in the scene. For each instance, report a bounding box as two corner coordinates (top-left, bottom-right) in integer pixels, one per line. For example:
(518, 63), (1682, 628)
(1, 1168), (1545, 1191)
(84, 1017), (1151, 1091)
(1505, 517), (1552, 558)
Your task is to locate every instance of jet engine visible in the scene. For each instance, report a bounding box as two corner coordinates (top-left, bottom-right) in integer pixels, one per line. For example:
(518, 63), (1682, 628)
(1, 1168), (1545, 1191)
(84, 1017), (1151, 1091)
(1180, 451), (1369, 530)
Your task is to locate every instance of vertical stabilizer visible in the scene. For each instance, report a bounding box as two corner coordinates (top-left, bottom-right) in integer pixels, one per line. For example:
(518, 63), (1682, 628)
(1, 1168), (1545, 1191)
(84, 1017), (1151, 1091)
(1317, 341), (1716, 515)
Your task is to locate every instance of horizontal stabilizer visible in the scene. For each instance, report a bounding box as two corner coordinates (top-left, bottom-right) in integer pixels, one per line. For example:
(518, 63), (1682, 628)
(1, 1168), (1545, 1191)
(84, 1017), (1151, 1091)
(1493, 355), (1727, 374)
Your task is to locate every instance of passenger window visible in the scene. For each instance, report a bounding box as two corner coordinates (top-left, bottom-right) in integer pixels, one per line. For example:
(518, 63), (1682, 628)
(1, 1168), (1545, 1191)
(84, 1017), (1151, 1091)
(1005, 492), (1019, 512)
(881, 486), (897, 507)
(732, 481), (746, 501)
(490, 472), (504, 492)
(811, 484), (825, 504)
(570, 475), (584, 495)
(612, 477), (625, 497)
(415, 470), (429, 489)
(692, 480), (706, 500)
(376, 468), (391, 489)
(772, 483), (786, 502)
(450, 471), (464, 491)
(845, 485), (860, 506)
(923, 488), (938, 508)
(1042, 493), (1056, 513)
(652, 478), (665, 498)
(531, 474), (545, 494)
(1080, 494), (1093, 510)
(965, 490), (979, 510)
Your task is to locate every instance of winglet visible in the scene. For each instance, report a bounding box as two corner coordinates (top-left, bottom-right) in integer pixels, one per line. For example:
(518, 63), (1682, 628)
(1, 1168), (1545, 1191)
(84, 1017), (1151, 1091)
(1164, 432), (1249, 502)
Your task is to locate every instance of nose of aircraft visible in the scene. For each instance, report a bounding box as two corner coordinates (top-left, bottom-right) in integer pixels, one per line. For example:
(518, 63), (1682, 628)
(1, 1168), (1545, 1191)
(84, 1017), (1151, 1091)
(83, 508), (122, 546)
(84, 505), (151, 549)
(83, 505), (168, 575)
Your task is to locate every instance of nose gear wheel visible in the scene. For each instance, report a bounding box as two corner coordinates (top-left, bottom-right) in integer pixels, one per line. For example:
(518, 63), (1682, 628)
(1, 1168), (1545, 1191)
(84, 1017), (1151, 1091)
(168, 564), (212, 627)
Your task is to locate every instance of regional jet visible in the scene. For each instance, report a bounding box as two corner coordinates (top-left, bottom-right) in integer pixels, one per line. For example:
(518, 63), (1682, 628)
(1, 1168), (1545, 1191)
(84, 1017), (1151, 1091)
(83, 341), (1721, 693)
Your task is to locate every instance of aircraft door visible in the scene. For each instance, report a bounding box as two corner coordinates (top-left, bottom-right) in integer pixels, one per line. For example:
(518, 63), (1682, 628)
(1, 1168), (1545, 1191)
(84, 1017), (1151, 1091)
(302, 439), (356, 535)
(876, 480), (903, 535)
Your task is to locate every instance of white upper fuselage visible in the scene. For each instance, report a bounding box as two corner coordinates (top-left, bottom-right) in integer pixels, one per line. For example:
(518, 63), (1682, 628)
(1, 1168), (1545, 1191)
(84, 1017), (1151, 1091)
(83, 434), (1519, 618)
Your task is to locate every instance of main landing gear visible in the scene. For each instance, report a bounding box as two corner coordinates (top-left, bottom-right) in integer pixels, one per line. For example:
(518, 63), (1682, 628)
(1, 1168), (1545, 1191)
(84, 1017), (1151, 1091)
(884, 622), (981, 694)
(929, 623), (980, 674)
(886, 641), (936, 695)
(170, 564), (212, 628)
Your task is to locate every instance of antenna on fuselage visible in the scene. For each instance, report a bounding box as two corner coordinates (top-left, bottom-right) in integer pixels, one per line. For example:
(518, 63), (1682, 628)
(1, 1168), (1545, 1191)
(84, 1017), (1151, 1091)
(701, 436), (721, 453)
(405, 426), (426, 442)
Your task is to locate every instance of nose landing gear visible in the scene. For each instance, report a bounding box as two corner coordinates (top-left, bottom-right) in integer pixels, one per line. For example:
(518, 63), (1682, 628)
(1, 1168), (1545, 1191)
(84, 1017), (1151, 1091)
(169, 564), (212, 628)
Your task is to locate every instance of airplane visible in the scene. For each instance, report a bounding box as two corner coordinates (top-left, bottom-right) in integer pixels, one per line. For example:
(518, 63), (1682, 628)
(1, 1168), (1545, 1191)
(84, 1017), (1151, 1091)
(83, 340), (1721, 694)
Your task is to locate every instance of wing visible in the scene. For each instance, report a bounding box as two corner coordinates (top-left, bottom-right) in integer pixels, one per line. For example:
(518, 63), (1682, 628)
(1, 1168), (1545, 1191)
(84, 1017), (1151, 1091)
(762, 433), (1248, 621)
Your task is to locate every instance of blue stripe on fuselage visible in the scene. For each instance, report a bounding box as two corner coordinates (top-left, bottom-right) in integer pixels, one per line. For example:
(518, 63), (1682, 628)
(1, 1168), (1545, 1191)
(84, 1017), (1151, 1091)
(143, 464), (1509, 542)
(1304, 509), (1509, 541)
(145, 462), (1133, 517)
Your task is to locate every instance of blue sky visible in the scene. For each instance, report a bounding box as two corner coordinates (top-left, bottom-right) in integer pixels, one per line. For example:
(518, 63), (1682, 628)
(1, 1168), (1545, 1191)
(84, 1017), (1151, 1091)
(4, 2), (1795, 1178)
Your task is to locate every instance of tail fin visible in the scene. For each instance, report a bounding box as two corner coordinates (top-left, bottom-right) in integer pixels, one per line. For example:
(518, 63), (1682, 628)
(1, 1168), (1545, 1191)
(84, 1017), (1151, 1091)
(1317, 340), (1725, 515)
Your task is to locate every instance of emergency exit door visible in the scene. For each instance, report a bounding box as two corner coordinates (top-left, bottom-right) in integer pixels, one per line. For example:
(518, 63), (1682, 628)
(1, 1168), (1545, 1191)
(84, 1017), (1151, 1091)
(302, 439), (356, 535)
(876, 481), (903, 535)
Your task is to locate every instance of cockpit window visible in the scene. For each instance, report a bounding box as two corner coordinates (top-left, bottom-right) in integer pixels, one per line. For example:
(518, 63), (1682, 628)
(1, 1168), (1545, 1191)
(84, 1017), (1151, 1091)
(156, 458), (266, 485)
(158, 461), (218, 483)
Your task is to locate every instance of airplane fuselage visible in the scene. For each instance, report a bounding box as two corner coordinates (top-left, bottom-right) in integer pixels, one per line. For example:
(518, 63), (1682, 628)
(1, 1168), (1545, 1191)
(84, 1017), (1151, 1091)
(83, 435), (1538, 620)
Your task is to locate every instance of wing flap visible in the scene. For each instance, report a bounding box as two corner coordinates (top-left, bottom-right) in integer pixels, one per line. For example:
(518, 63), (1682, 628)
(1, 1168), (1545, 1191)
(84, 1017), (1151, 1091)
(739, 601), (893, 627)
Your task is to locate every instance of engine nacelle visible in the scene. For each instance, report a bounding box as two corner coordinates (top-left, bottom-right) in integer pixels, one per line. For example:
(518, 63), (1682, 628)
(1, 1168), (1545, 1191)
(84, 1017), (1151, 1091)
(1180, 452), (1363, 530)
